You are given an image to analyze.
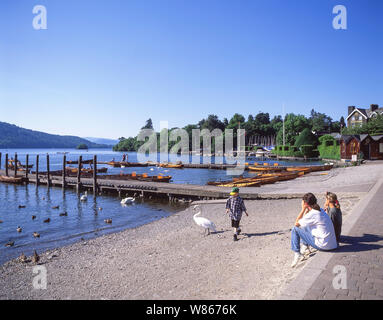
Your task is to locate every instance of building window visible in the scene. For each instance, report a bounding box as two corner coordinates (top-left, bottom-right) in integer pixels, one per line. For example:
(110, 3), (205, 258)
(380, 143), (383, 153)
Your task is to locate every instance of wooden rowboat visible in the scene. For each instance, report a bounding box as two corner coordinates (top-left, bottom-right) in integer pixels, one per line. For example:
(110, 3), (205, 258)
(248, 165), (285, 172)
(0, 175), (25, 184)
(286, 167), (312, 174)
(159, 163), (184, 169)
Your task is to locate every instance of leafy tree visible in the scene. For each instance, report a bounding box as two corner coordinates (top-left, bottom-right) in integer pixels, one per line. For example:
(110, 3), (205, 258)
(309, 109), (333, 134)
(294, 128), (319, 148)
(141, 118), (154, 130)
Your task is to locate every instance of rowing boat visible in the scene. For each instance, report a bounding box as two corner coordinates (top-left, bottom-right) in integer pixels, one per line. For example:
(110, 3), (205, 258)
(159, 163), (184, 169)
(0, 175), (25, 184)
(248, 165), (285, 172)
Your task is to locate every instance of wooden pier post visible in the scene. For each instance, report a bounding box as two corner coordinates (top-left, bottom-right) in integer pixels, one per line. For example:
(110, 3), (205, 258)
(93, 155), (97, 196)
(77, 155), (82, 193)
(5, 153), (8, 176)
(0, 152), (2, 170)
(14, 153), (18, 177)
(25, 154), (29, 180)
(62, 155), (66, 189)
(46, 154), (51, 187)
(36, 155), (39, 186)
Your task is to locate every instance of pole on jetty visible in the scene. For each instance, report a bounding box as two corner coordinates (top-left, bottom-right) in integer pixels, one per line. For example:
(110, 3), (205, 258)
(36, 155), (39, 186)
(93, 155), (97, 196)
(0, 152), (2, 170)
(14, 153), (18, 177)
(62, 155), (66, 189)
(77, 155), (82, 193)
(5, 153), (8, 176)
(46, 154), (51, 187)
(25, 154), (29, 180)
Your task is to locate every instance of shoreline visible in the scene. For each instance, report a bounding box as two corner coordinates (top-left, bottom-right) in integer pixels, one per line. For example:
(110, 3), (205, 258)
(1, 162), (382, 299)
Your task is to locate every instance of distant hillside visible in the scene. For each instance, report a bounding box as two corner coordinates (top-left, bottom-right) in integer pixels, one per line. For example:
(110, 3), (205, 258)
(84, 137), (119, 146)
(0, 122), (108, 149)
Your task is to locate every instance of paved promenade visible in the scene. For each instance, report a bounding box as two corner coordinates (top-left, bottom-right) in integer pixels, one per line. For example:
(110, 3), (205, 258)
(280, 175), (383, 300)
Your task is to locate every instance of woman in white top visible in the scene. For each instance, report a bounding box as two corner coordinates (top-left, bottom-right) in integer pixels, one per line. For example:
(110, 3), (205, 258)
(291, 193), (338, 267)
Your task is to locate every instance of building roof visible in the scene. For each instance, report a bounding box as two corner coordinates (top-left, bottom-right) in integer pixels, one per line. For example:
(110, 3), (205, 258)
(347, 107), (383, 121)
(371, 135), (383, 141)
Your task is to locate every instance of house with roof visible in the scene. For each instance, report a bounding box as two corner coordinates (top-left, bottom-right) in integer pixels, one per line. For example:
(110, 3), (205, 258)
(340, 134), (383, 160)
(347, 104), (383, 128)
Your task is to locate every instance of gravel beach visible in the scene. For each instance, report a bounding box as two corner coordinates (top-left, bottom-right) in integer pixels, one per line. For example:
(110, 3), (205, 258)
(1, 161), (382, 300)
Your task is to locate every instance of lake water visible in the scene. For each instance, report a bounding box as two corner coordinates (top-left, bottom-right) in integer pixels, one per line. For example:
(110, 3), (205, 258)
(0, 148), (322, 264)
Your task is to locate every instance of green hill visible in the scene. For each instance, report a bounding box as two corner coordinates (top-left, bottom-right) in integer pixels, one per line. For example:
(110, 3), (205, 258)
(0, 121), (108, 149)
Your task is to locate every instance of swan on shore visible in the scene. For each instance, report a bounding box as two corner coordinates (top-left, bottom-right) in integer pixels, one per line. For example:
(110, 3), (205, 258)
(192, 205), (217, 236)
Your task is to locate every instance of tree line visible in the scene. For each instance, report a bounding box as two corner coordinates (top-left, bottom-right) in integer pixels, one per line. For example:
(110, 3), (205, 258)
(113, 110), (344, 152)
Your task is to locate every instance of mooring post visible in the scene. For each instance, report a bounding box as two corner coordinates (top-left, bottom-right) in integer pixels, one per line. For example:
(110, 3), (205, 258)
(62, 155), (66, 189)
(25, 154), (29, 180)
(36, 155), (39, 186)
(77, 155), (82, 193)
(5, 153), (8, 176)
(46, 154), (51, 187)
(93, 155), (97, 196)
(14, 153), (18, 177)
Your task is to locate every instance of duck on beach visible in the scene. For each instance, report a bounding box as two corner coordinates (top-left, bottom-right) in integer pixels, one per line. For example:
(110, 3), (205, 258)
(43, 218), (51, 223)
(33, 232), (40, 238)
(19, 253), (28, 263)
(52, 205), (60, 209)
(18, 205), (26, 209)
(32, 251), (40, 264)
(104, 219), (112, 224)
(32, 215), (36, 220)
(16, 226), (22, 233)
(59, 212), (68, 216)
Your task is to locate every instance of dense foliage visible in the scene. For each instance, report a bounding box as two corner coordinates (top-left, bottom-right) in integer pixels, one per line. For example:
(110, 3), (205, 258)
(114, 110), (342, 152)
(317, 135), (340, 160)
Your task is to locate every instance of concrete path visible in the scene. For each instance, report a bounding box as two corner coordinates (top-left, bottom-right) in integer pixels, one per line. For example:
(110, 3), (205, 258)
(279, 176), (383, 300)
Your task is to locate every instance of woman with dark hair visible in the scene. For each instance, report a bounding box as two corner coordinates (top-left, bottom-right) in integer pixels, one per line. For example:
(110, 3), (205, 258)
(290, 193), (338, 267)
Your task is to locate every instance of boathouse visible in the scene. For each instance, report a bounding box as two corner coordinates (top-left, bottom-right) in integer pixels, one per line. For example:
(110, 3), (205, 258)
(341, 134), (383, 160)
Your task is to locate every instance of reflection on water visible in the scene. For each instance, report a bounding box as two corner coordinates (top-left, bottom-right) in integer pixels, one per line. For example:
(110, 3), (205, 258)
(0, 149), (323, 264)
(0, 182), (188, 265)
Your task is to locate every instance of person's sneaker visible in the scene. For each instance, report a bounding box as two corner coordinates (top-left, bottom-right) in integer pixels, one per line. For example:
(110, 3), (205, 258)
(291, 252), (302, 267)
(300, 244), (308, 255)
(233, 234), (238, 241)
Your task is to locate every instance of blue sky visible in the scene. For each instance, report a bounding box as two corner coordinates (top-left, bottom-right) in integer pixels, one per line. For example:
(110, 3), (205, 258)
(0, 0), (382, 139)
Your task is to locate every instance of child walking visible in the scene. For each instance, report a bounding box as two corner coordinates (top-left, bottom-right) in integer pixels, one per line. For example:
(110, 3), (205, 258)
(226, 187), (248, 241)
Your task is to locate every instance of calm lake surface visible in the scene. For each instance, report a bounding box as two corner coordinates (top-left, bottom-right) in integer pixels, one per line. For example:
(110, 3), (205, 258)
(0, 148), (322, 264)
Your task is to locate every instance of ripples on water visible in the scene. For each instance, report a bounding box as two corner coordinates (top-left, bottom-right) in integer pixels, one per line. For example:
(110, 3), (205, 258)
(0, 183), (188, 265)
(0, 149), (322, 264)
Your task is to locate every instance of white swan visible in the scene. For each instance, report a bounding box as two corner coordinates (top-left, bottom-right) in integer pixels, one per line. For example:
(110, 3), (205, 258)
(121, 197), (135, 205)
(193, 205), (217, 235)
(80, 191), (88, 201)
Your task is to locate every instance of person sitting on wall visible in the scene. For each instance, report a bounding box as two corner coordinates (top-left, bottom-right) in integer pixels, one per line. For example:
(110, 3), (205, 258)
(290, 193), (338, 267)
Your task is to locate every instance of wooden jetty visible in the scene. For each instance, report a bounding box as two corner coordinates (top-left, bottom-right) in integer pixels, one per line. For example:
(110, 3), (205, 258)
(0, 153), (333, 201)
(0, 153), (262, 201)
